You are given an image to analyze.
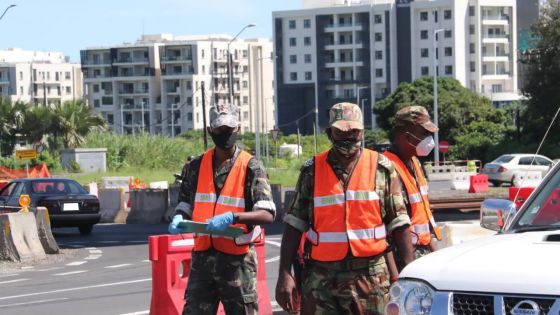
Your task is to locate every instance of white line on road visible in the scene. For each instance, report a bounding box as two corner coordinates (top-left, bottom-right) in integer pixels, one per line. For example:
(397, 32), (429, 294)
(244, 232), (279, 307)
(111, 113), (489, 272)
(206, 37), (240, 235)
(265, 240), (282, 247)
(53, 270), (88, 276)
(88, 249), (103, 254)
(119, 310), (149, 315)
(0, 278), (29, 285)
(0, 298), (69, 308)
(85, 255), (101, 260)
(265, 256), (280, 263)
(97, 241), (121, 244)
(21, 266), (34, 270)
(0, 278), (152, 301)
(126, 240), (147, 243)
(141, 260), (150, 263)
(66, 261), (87, 266)
(34, 267), (63, 272)
(0, 274), (19, 278)
(104, 264), (132, 269)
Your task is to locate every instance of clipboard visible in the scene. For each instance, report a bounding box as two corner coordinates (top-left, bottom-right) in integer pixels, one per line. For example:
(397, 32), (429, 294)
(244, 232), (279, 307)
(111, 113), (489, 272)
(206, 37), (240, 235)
(177, 220), (244, 238)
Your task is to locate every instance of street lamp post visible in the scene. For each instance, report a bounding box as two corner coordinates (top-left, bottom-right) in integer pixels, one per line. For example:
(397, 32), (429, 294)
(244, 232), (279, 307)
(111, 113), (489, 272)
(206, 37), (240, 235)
(356, 86), (368, 148)
(0, 4), (16, 22)
(227, 24), (255, 106)
(433, 28), (445, 165)
(141, 101), (145, 132)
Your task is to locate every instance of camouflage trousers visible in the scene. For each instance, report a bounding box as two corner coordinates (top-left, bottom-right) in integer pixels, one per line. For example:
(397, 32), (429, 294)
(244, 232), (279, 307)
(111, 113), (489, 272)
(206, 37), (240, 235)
(300, 256), (390, 315)
(182, 248), (258, 315)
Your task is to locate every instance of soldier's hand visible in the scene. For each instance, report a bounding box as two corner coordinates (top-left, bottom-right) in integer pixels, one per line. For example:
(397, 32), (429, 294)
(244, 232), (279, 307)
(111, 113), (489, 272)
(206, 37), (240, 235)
(206, 212), (234, 231)
(275, 272), (299, 314)
(168, 214), (184, 234)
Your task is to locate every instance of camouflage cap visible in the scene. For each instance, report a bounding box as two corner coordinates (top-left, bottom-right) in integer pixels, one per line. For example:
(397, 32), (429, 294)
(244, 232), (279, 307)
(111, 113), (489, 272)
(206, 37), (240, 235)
(395, 105), (438, 133)
(209, 104), (239, 129)
(329, 102), (364, 131)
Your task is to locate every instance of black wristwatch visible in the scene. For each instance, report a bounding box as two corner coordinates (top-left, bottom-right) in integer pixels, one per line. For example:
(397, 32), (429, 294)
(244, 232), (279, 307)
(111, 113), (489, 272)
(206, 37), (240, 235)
(232, 212), (240, 224)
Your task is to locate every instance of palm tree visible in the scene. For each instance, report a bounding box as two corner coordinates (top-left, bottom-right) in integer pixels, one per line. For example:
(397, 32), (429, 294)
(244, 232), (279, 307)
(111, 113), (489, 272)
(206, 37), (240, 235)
(0, 97), (27, 155)
(51, 100), (107, 148)
(21, 105), (54, 144)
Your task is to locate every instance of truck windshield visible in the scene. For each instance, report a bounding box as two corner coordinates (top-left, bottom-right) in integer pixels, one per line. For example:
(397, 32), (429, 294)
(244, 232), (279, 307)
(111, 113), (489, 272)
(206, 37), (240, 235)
(512, 166), (560, 229)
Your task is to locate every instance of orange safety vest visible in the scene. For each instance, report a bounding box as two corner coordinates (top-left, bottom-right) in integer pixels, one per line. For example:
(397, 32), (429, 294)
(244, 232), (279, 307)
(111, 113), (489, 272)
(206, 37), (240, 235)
(307, 149), (387, 262)
(191, 148), (262, 255)
(384, 151), (442, 245)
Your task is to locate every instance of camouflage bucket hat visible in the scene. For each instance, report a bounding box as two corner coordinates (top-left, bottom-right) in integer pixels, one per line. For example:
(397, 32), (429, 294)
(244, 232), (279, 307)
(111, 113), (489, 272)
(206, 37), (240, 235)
(329, 102), (364, 131)
(209, 104), (239, 129)
(395, 105), (439, 133)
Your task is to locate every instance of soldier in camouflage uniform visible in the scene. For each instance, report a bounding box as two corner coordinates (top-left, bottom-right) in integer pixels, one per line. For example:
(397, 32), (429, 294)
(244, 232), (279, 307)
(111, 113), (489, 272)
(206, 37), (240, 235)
(275, 103), (414, 315)
(168, 104), (276, 315)
(383, 105), (442, 273)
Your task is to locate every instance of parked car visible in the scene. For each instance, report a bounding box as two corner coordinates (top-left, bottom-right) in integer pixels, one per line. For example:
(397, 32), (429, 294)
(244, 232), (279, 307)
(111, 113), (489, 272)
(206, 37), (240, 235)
(0, 178), (100, 235)
(482, 153), (554, 186)
(386, 158), (560, 314)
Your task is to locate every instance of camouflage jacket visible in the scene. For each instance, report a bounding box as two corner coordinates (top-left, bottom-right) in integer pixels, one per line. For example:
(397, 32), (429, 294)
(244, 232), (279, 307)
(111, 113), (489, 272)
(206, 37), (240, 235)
(284, 149), (410, 234)
(175, 145), (276, 219)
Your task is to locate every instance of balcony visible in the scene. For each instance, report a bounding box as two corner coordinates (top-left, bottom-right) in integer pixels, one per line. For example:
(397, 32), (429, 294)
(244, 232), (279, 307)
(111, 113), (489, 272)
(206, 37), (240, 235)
(82, 59), (111, 66)
(162, 69), (195, 76)
(325, 22), (363, 32)
(325, 58), (364, 67)
(118, 88), (149, 95)
(481, 14), (510, 25)
(0, 78), (9, 84)
(324, 40), (364, 50)
(161, 55), (193, 63)
(482, 52), (510, 62)
(113, 57), (149, 65)
(482, 34), (510, 44)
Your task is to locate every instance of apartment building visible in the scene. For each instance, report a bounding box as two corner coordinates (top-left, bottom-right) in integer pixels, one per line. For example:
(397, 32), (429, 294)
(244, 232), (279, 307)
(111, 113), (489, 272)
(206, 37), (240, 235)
(81, 34), (274, 136)
(273, 0), (522, 134)
(0, 48), (82, 106)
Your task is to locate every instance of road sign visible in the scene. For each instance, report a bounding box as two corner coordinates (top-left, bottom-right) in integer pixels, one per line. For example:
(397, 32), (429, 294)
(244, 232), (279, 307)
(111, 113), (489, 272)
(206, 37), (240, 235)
(16, 149), (37, 160)
(270, 128), (280, 142)
(439, 140), (450, 153)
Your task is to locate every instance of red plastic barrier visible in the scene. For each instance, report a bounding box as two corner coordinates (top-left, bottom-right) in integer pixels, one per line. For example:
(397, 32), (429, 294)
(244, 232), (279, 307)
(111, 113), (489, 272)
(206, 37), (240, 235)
(149, 234), (194, 315)
(468, 174), (489, 193)
(509, 187), (535, 209)
(150, 231), (272, 315)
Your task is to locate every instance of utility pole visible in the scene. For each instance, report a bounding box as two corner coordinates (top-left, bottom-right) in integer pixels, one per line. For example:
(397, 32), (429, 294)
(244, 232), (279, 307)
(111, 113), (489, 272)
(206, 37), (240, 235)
(121, 105), (124, 134)
(201, 81), (208, 149)
(360, 98), (367, 148)
(141, 101), (145, 132)
(433, 28), (445, 164)
(255, 48), (262, 161)
(171, 104), (175, 137)
(296, 121), (301, 159)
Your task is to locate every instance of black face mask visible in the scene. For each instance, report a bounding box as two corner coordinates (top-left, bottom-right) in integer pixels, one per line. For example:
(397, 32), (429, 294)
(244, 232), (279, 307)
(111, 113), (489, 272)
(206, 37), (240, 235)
(210, 131), (237, 150)
(331, 138), (361, 158)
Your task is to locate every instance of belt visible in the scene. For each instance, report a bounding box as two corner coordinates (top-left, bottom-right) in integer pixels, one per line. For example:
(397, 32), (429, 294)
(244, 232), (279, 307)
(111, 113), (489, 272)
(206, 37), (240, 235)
(308, 256), (382, 271)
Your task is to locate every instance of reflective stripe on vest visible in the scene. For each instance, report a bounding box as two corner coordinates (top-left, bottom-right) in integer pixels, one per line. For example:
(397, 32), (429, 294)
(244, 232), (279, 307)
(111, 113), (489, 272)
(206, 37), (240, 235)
(192, 148), (256, 255)
(311, 149), (387, 262)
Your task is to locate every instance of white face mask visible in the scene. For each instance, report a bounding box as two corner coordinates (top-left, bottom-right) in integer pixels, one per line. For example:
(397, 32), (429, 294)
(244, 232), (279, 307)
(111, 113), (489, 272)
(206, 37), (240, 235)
(416, 136), (435, 156)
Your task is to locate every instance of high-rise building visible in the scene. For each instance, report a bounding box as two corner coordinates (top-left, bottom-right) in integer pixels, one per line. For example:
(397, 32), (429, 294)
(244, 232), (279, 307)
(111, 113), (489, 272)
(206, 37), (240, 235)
(0, 48), (82, 106)
(273, 0), (521, 134)
(80, 34), (274, 136)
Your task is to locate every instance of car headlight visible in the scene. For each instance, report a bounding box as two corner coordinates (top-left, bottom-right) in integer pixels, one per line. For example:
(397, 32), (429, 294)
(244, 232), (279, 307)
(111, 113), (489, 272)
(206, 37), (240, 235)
(386, 279), (434, 315)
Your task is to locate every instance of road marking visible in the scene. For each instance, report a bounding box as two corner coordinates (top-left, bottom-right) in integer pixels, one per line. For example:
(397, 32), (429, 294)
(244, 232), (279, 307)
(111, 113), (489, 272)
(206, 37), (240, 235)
(85, 255), (101, 260)
(21, 266), (34, 270)
(88, 249), (103, 254)
(0, 274), (19, 278)
(0, 278), (29, 285)
(127, 240), (147, 243)
(97, 240), (121, 244)
(65, 245), (84, 248)
(141, 260), (150, 263)
(104, 264), (132, 269)
(34, 267), (63, 272)
(119, 310), (149, 315)
(265, 256), (280, 263)
(0, 297), (69, 308)
(53, 270), (88, 276)
(265, 240), (282, 247)
(0, 278), (151, 301)
(66, 261), (87, 266)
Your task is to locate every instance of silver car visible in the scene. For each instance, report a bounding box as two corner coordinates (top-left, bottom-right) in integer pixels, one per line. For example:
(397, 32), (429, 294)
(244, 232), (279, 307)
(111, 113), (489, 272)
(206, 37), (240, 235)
(482, 154), (554, 186)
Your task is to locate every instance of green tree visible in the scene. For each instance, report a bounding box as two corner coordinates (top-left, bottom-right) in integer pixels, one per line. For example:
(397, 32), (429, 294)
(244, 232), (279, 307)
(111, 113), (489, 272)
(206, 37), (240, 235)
(522, 0), (560, 144)
(0, 97), (27, 156)
(51, 100), (107, 149)
(374, 77), (509, 160)
(21, 105), (54, 143)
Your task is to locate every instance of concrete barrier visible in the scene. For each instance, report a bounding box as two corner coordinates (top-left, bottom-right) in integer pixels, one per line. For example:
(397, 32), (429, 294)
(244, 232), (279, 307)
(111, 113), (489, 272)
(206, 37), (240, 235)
(34, 207), (59, 254)
(436, 220), (496, 249)
(127, 189), (169, 224)
(163, 185), (180, 222)
(512, 171), (542, 188)
(0, 212), (46, 262)
(98, 188), (126, 223)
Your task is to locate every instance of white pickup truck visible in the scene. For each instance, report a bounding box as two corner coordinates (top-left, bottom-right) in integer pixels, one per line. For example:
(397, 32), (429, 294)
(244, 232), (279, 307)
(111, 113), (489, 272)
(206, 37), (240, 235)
(386, 162), (560, 315)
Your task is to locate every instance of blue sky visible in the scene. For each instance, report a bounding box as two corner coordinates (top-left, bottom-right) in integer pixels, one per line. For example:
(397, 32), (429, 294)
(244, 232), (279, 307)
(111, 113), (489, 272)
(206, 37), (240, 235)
(1, 0), (301, 62)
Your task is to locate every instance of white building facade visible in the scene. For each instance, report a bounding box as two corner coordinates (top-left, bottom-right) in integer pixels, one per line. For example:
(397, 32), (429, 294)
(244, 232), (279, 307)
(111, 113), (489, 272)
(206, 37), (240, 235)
(273, 0), (521, 134)
(81, 34), (275, 136)
(0, 48), (82, 106)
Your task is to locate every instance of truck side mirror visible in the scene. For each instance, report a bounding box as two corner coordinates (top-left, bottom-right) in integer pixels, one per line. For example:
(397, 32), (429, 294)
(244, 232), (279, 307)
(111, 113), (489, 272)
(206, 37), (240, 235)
(480, 199), (517, 231)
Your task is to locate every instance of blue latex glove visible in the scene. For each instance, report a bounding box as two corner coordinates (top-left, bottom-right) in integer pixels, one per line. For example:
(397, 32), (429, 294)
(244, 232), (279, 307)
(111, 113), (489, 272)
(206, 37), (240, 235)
(168, 214), (184, 234)
(206, 212), (234, 231)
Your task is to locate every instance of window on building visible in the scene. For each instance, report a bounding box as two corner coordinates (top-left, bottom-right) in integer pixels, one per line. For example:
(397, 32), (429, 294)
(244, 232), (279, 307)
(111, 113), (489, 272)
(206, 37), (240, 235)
(375, 50), (383, 60)
(66, 86), (71, 94)
(107, 114), (114, 124)
(444, 10), (452, 20)
(187, 113), (193, 121)
(326, 90), (334, 99)
(374, 32), (382, 42)
(344, 89), (354, 98)
(470, 43), (475, 54)
(93, 84), (100, 93)
(421, 48), (429, 58)
(243, 111), (249, 120)
(444, 30), (452, 38)
(186, 97), (192, 105)
(433, 11), (438, 22)
(242, 81), (248, 88)
(243, 50), (248, 58)
(55, 72), (60, 81)
(445, 47), (453, 57)
(492, 84), (503, 93)
(290, 55), (297, 64)
(375, 68), (383, 78)
(290, 72), (297, 81)
(289, 37), (296, 46)
(421, 67), (429, 76)
(374, 14), (382, 24)
(304, 37), (311, 46)
(289, 20), (296, 29)
(469, 6), (475, 16)
(186, 81), (192, 90)
(420, 11), (428, 21)
(305, 72), (312, 80)
(20, 86), (23, 94)
(445, 65), (453, 75)
(470, 61), (476, 72)
(65, 71), (71, 80)
(304, 54), (312, 63)
(201, 49), (205, 58)
(420, 30), (428, 39)
(243, 96), (249, 104)
(469, 24), (475, 35)
(304, 19), (311, 28)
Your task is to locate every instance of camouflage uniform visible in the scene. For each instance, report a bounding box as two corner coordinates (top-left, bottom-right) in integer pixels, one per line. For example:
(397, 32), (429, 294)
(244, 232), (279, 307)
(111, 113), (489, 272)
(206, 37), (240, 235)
(175, 104), (276, 315)
(284, 103), (411, 315)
